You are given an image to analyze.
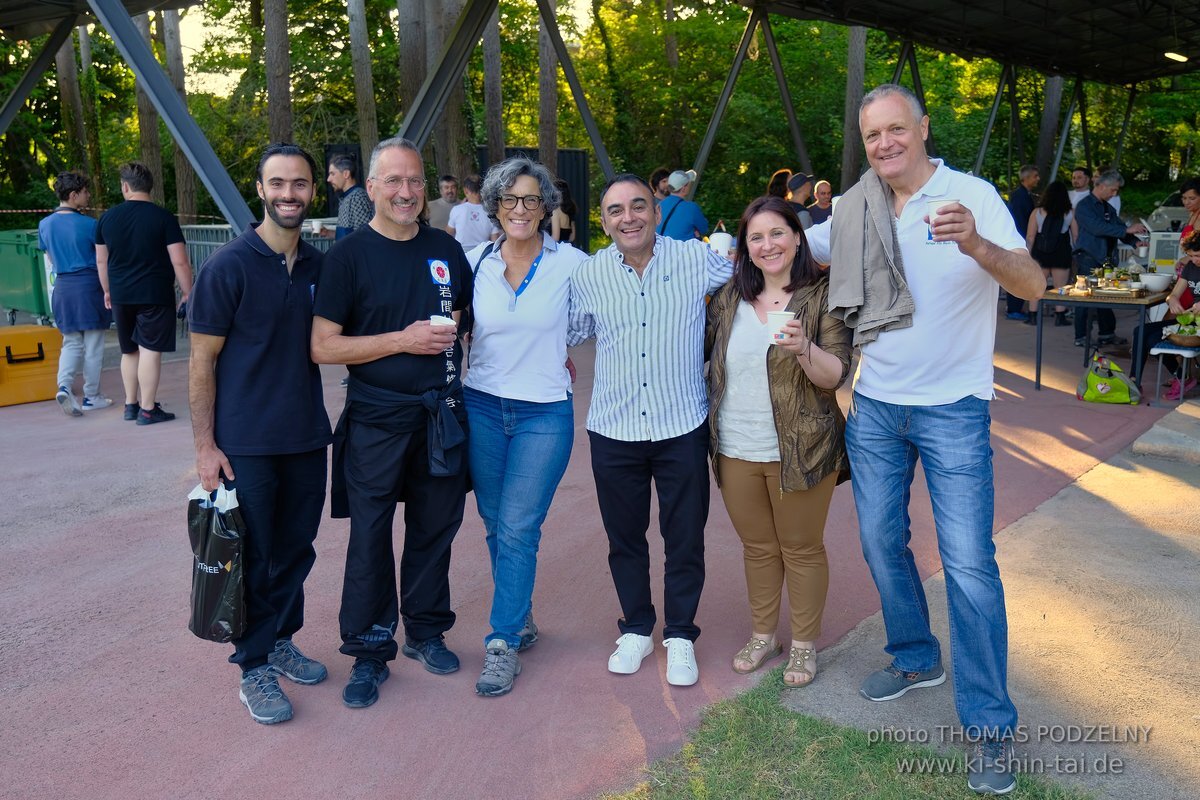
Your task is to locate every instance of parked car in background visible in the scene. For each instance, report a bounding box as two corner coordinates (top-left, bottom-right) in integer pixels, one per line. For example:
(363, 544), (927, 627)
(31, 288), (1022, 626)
(1147, 191), (1188, 231)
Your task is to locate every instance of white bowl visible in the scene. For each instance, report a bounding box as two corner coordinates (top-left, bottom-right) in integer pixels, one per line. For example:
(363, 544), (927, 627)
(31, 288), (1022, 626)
(1139, 273), (1173, 292)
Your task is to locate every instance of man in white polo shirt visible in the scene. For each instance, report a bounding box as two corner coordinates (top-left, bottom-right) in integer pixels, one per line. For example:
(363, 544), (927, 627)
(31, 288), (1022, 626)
(568, 174), (732, 687)
(806, 83), (1044, 797)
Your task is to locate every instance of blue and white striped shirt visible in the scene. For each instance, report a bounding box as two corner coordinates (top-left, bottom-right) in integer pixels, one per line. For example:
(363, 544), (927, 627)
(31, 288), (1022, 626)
(568, 235), (732, 441)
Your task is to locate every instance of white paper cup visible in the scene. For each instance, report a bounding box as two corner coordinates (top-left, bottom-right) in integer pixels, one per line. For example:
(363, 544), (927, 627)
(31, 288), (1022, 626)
(309, 219), (323, 234)
(709, 231), (733, 255)
(928, 199), (958, 221)
(766, 310), (794, 344)
(429, 314), (456, 327)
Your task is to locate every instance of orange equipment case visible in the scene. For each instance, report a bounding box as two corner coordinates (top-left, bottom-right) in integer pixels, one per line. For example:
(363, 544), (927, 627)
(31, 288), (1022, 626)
(0, 325), (61, 407)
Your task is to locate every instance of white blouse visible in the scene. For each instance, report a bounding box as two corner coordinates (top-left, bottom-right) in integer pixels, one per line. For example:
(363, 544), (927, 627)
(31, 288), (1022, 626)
(716, 300), (779, 462)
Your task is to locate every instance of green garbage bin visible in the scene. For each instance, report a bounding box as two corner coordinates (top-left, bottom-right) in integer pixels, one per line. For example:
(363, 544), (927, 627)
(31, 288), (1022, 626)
(0, 230), (50, 325)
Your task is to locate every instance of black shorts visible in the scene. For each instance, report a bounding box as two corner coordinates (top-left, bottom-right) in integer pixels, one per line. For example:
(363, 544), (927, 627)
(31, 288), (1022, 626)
(114, 303), (176, 354)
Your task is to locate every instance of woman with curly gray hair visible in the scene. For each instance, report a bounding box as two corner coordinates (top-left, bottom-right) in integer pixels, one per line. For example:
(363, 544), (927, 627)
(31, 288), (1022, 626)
(462, 155), (586, 697)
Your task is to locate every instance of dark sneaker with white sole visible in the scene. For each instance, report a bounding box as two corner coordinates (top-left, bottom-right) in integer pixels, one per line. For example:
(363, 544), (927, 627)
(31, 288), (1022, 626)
(860, 664), (946, 701)
(967, 740), (1016, 795)
(475, 639), (521, 697)
(402, 635), (460, 674)
(343, 658), (389, 708)
(56, 386), (81, 417)
(239, 664), (293, 724)
(268, 638), (328, 685)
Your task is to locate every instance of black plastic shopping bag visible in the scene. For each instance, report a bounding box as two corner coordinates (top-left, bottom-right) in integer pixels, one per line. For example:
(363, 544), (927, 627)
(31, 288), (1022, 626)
(186, 484), (246, 642)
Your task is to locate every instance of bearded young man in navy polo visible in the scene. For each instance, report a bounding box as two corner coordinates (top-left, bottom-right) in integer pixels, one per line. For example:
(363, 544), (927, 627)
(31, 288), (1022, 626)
(188, 143), (332, 725)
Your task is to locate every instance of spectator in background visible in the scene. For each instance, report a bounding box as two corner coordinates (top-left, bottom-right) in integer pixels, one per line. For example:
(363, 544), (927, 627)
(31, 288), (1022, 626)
(1005, 164), (1040, 322)
(787, 173), (814, 229)
(448, 174), (499, 248)
(808, 180), (833, 225)
(767, 169), (791, 200)
(427, 174), (460, 231)
(1073, 169), (1147, 347)
(657, 169), (708, 241)
(552, 178), (577, 243)
(325, 154), (373, 240)
(1067, 166), (1091, 208)
(1026, 181), (1077, 327)
(96, 161), (193, 426)
(39, 171), (112, 416)
(649, 168), (671, 203)
(1094, 166), (1122, 216)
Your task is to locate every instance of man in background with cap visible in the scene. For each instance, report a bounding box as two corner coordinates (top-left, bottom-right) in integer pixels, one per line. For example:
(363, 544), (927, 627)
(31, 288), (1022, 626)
(788, 173), (815, 229)
(657, 169), (708, 241)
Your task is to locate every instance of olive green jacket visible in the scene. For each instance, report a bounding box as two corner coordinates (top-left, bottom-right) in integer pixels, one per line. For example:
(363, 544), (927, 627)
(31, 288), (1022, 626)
(705, 275), (852, 493)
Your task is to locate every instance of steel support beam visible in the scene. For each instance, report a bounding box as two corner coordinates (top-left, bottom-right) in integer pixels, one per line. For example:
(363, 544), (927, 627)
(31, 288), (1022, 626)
(398, 0), (495, 151)
(974, 64), (1012, 176)
(890, 41), (911, 85)
(1050, 77), (1083, 180)
(692, 6), (764, 193)
(88, 0), (253, 229)
(533, 0), (614, 180)
(1112, 85), (1138, 170)
(760, 15), (811, 175)
(1078, 82), (1092, 170)
(0, 16), (77, 138)
(905, 46), (935, 157)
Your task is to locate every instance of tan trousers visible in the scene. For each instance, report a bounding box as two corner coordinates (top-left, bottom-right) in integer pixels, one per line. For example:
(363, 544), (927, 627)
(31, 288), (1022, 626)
(718, 456), (836, 640)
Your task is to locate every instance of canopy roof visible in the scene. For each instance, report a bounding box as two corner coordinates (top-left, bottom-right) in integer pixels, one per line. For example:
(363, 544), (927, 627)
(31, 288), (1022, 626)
(756, 0), (1200, 85)
(0, 1), (192, 39)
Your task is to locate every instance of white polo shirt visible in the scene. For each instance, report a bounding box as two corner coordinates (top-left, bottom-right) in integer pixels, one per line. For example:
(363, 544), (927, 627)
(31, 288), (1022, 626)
(809, 160), (1025, 405)
(463, 233), (586, 402)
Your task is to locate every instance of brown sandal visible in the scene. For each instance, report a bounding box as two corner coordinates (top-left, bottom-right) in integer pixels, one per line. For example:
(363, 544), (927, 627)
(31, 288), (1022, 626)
(731, 637), (783, 674)
(783, 647), (817, 687)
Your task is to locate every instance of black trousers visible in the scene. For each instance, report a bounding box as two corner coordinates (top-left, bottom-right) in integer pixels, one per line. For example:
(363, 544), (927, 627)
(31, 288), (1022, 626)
(588, 422), (709, 642)
(226, 448), (328, 672)
(339, 419), (467, 662)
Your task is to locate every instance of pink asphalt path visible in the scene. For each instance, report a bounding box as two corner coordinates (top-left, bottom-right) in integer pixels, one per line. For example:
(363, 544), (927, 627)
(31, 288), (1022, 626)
(0, 312), (1166, 800)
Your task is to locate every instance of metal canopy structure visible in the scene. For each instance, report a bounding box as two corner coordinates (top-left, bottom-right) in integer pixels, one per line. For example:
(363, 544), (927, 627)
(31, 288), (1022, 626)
(752, 0), (1200, 87)
(0, 0), (253, 229)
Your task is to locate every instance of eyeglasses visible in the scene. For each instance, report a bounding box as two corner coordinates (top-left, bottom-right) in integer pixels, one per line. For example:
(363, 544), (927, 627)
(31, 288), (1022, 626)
(499, 194), (544, 210)
(373, 175), (427, 190)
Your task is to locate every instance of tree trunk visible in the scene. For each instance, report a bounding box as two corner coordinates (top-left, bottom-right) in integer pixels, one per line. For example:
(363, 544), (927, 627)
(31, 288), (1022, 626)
(161, 10), (197, 223)
(839, 26), (867, 192)
(77, 25), (104, 202)
(348, 0), (379, 158)
(425, 0), (473, 181)
(538, 0), (558, 170)
(482, 7), (504, 166)
(662, 0), (681, 167)
(54, 32), (88, 171)
(133, 13), (166, 205)
(263, 0), (294, 142)
(1035, 75), (1064, 184)
(397, 0), (426, 127)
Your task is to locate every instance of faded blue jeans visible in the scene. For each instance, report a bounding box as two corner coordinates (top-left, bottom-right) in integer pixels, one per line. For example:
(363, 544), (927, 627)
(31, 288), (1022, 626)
(464, 386), (574, 648)
(845, 392), (1018, 736)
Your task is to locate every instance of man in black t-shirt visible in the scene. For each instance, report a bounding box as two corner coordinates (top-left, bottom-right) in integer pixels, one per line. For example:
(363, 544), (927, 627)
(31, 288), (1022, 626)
(188, 143), (333, 726)
(96, 162), (193, 425)
(312, 137), (472, 710)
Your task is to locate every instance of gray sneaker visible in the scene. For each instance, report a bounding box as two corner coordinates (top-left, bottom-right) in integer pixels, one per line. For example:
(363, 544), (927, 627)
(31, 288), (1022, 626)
(475, 638), (521, 697)
(967, 740), (1016, 795)
(517, 611), (539, 652)
(268, 638), (328, 685)
(239, 665), (293, 724)
(860, 663), (946, 701)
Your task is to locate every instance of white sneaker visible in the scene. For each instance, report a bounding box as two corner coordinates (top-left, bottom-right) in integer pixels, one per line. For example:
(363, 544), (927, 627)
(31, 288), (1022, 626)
(82, 394), (113, 411)
(607, 633), (653, 674)
(56, 386), (82, 417)
(663, 638), (698, 686)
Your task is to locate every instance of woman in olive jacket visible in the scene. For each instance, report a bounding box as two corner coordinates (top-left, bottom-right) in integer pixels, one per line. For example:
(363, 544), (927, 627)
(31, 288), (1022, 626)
(705, 195), (852, 687)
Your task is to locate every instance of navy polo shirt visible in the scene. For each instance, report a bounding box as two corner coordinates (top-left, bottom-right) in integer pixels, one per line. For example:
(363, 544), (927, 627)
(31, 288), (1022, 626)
(188, 224), (332, 456)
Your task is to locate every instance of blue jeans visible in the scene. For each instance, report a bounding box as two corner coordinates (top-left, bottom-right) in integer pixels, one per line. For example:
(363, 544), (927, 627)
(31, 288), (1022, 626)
(465, 386), (574, 648)
(845, 392), (1017, 735)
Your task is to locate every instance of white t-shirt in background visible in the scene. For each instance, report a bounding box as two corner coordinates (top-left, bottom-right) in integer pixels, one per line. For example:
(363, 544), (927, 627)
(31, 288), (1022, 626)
(448, 202), (498, 248)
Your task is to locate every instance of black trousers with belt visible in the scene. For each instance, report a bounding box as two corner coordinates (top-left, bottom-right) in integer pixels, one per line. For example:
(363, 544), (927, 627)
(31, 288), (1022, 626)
(226, 448), (328, 673)
(588, 422), (709, 642)
(338, 419), (467, 662)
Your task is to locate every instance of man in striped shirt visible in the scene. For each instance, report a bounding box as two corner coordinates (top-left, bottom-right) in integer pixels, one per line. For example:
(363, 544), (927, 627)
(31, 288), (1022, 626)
(568, 174), (732, 687)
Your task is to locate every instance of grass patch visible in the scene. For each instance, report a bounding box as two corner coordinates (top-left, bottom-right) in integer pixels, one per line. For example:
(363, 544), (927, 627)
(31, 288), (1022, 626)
(600, 668), (1093, 800)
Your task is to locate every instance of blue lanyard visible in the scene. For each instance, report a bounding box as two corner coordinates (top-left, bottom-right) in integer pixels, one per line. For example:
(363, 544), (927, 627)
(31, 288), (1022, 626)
(513, 251), (543, 299)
